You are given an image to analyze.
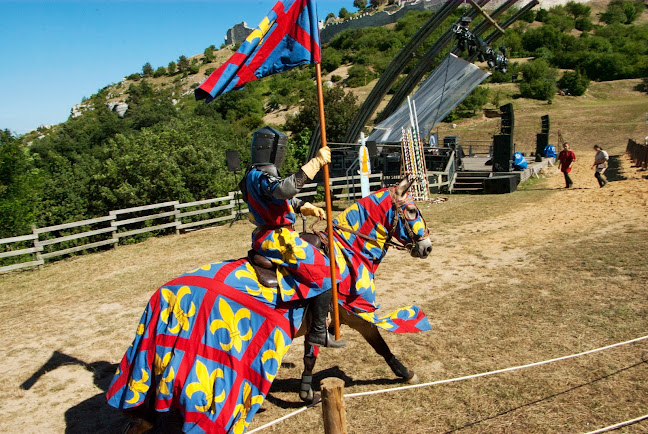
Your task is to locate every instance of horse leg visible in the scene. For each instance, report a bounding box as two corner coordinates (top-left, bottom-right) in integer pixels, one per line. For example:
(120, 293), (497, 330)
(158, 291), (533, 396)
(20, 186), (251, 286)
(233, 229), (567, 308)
(340, 309), (419, 384)
(299, 341), (320, 403)
(121, 406), (154, 434)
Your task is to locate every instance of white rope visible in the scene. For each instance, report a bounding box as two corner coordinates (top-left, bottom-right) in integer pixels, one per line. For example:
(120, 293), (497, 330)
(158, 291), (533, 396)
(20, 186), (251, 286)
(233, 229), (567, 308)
(344, 334), (648, 398)
(246, 406), (310, 433)
(583, 413), (648, 433)
(247, 334), (648, 431)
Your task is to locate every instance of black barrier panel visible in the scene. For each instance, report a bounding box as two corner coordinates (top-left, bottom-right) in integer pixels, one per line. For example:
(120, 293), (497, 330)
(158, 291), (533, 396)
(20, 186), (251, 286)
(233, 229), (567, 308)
(541, 114), (550, 134)
(226, 150), (241, 172)
(500, 103), (514, 136)
(536, 133), (549, 157)
(483, 175), (518, 194)
(493, 134), (513, 172)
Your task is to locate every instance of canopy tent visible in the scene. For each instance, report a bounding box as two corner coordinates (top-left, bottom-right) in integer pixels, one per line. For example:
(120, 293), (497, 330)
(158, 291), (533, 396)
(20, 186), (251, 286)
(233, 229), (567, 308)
(367, 53), (491, 144)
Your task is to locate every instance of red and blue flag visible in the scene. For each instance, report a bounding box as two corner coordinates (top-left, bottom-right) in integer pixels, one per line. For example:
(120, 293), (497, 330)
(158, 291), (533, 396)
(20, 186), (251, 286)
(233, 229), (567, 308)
(195, 0), (321, 103)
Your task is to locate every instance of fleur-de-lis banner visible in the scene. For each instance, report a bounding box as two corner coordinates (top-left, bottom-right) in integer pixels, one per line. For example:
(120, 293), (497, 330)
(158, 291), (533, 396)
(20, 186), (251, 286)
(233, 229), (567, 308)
(195, 0), (320, 103)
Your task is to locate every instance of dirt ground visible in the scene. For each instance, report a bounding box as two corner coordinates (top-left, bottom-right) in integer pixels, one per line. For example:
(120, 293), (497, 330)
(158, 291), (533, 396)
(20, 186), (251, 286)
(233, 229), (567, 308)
(0, 80), (646, 433)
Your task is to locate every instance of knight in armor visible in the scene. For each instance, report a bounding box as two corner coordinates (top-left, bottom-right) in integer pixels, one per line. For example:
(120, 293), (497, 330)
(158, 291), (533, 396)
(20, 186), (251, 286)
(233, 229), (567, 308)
(239, 126), (346, 349)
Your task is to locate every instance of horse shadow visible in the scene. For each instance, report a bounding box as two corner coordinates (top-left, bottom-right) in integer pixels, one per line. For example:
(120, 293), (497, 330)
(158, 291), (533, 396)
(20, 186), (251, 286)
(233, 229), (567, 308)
(20, 350), (126, 433)
(264, 364), (405, 409)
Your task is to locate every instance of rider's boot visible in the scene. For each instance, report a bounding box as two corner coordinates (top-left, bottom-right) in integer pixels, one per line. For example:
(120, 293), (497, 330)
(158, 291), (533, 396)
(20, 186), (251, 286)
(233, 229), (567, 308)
(307, 290), (346, 349)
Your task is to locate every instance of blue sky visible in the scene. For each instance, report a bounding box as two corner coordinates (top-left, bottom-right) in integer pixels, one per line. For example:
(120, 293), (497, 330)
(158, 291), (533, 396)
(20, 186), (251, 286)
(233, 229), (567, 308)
(0, 0), (354, 135)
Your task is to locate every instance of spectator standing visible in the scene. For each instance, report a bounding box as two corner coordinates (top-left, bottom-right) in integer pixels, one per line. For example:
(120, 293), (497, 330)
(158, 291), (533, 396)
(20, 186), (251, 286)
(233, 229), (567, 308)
(591, 144), (609, 187)
(557, 143), (576, 188)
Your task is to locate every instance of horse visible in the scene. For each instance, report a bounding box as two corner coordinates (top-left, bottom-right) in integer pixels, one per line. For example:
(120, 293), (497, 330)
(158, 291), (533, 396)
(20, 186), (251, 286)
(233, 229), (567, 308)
(107, 177), (432, 433)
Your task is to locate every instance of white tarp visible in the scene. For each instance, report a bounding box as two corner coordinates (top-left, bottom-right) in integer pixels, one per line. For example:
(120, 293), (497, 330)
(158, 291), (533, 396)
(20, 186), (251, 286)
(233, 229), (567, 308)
(367, 53), (490, 144)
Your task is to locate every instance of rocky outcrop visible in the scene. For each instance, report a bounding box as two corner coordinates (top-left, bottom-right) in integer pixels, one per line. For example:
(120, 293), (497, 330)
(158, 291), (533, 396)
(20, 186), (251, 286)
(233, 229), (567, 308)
(107, 102), (128, 118)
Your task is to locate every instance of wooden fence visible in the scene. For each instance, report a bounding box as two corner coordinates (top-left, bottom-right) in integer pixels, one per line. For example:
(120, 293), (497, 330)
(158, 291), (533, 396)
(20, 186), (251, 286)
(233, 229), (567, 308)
(0, 174), (384, 274)
(626, 138), (648, 169)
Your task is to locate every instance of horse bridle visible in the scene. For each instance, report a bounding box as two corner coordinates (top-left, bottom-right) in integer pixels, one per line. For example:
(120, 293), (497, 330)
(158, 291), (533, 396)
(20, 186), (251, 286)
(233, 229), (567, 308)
(313, 187), (429, 254)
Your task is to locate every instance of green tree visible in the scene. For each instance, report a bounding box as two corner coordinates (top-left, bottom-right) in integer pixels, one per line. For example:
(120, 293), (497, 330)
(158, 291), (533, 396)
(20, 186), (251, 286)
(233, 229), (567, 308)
(354, 0), (367, 11)
(557, 70), (590, 96)
(565, 1), (591, 18)
(285, 85), (359, 144)
(458, 86), (490, 115)
(142, 62), (154, 77)
(600, 1), (642, 24)
(575, 17), (594, 31)
(0, 130), (42, 237)
(167, 61), (177, 75)
(346, 65), (377, 87)
(153, 66), (167, 77)
(339, 7), (349, 19)
(519, 58), (558, 102)
(177, 55), (190, 74)
(203, 46), (215, 63)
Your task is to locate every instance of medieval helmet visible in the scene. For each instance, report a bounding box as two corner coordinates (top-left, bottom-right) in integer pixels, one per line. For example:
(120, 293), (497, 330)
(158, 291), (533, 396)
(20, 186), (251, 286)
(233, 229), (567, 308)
(250, 126), (287, 169)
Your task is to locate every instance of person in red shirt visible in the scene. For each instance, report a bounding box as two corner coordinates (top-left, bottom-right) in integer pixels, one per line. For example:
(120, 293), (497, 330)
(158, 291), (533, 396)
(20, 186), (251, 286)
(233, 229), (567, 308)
(558, 142), (576, 188)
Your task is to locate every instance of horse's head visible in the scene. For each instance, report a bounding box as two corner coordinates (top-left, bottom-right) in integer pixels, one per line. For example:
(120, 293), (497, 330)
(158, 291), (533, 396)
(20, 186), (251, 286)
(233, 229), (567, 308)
(388, 177), (432, 259)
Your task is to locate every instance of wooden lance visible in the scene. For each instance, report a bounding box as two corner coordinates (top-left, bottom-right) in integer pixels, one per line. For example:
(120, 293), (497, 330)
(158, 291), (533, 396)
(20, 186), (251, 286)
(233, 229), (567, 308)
(315, 63), (341, 341)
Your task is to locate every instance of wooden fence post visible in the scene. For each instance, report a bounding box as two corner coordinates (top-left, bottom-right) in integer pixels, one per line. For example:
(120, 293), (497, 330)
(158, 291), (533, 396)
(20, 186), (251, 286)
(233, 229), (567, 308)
(321, 377), (347, 434)
(31, 224), (42, 269)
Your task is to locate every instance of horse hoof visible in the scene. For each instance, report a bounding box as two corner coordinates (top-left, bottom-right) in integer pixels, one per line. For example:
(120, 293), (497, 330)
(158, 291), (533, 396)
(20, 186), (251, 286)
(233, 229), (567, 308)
(306, 393), (321, 407)
(405, 373), (419, 385)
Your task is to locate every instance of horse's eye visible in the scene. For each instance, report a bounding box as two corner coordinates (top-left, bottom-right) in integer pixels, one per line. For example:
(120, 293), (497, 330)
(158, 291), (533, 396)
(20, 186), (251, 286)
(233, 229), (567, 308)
(404, 205), (418, 221)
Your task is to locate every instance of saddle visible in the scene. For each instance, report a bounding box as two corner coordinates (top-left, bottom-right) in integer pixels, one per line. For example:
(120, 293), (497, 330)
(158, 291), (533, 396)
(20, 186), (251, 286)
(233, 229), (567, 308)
(247, 231), (326, 288)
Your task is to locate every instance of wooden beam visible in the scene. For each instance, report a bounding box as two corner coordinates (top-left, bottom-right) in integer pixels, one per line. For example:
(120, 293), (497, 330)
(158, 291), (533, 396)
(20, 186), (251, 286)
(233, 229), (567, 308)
(468, 0), (506, 34)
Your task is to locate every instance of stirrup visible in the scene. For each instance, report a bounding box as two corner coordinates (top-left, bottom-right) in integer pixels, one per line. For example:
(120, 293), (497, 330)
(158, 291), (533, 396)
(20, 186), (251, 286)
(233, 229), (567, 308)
(308, 332), (346, 349)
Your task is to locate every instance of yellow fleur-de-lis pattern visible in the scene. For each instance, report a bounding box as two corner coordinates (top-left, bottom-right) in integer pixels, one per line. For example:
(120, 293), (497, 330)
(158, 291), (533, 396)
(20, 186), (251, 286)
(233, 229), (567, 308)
(236, 263), (278, 303)
(160, 286), (196, 334)
(230, 381), (264, 434)
(154, 352), (175, 396)
(260, 229), (307, 265)
(185, 360), (225, 414)
(365, 223), (388, 253)
(210, 298), (253, 353)
(126, 368), (149, 404)
(335, 203), (360, 243)
(260, 329), (290, 381)
(187, 262), (218, 274)
(246, 15), (274, 46)
(357, 305), (418, 331)
(355, 264), (376, 297)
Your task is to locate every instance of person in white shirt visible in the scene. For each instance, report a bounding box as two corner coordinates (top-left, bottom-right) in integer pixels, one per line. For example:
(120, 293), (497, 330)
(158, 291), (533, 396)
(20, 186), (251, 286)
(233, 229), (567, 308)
(591, 144), (609, 187)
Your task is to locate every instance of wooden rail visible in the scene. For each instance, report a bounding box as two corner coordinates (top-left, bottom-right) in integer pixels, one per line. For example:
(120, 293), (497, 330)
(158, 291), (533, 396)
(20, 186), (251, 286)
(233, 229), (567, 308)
(0, 174), (387, 274)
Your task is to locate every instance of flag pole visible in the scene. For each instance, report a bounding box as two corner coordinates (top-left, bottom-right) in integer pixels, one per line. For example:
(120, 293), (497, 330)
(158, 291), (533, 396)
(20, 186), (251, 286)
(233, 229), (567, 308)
(315, 62), (341, 341)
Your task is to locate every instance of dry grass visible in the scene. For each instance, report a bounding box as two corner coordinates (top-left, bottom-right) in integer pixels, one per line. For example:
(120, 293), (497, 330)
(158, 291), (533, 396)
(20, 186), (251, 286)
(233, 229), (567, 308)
(1, 79), (647, 433)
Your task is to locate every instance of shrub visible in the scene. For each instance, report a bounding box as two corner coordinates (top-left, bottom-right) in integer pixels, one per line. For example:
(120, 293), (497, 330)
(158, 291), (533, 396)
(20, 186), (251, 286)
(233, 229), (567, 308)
(558, 70), (590, 95)
(346, 65), (376, 87)
(167, 61), (177, 75)
(458, 86), (490, 115)
(575, 17), (594, 31)
(142, 62), (154, 77)
(153, 66), (167, 78)
(519, 58), (558, 102)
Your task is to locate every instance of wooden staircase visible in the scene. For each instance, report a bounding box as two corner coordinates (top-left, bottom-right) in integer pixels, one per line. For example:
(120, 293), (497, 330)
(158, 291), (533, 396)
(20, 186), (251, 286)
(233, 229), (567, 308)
(452, 171), (492, 194)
